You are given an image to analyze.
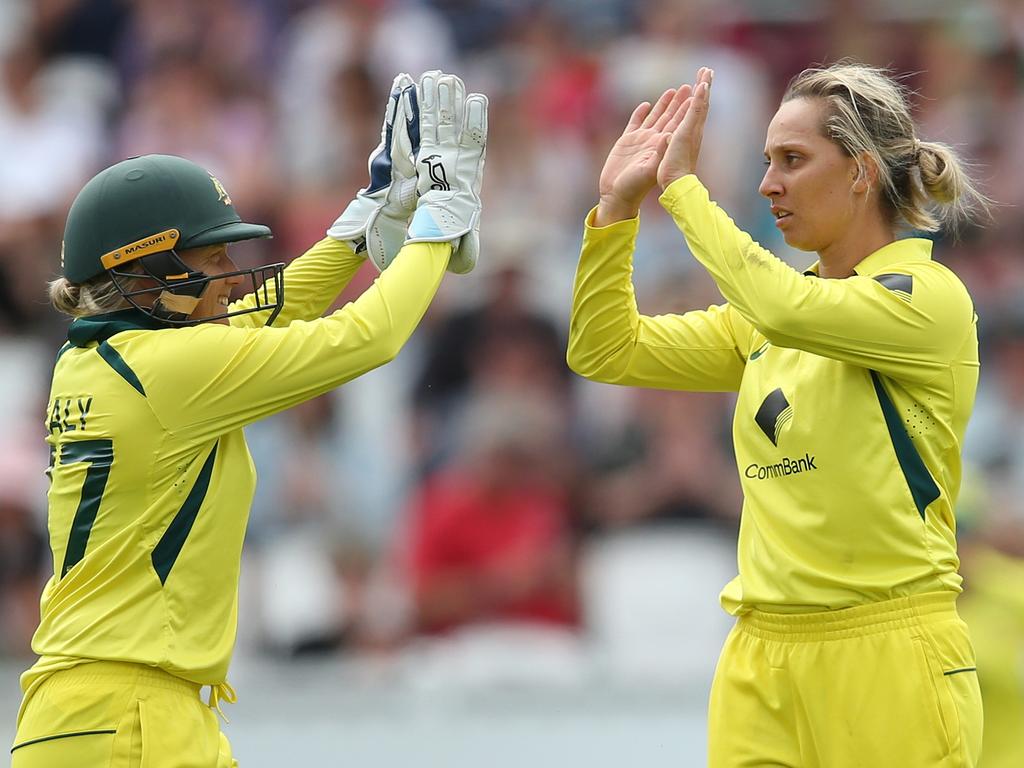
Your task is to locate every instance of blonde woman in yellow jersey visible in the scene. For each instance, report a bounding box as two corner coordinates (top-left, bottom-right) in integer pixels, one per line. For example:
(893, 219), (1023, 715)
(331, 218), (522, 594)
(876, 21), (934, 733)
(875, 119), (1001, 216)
(11, 71), (488, 767)
(569, 63), (989, 767)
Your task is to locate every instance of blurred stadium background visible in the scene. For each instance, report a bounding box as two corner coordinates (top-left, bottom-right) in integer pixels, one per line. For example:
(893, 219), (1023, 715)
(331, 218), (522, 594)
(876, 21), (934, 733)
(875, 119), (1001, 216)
(1, 0), (1023, 765)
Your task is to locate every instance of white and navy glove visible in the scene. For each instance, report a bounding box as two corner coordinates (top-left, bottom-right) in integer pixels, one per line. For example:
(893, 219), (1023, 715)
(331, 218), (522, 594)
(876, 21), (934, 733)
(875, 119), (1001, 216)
(405, 70), (488, 275)
(327, 73), (419, 270)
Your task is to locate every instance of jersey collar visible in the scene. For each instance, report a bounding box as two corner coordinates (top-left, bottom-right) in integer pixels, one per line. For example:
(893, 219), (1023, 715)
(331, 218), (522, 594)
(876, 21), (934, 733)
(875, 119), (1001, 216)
(802, 237), (933, 278)
(67, 308), (168, 347)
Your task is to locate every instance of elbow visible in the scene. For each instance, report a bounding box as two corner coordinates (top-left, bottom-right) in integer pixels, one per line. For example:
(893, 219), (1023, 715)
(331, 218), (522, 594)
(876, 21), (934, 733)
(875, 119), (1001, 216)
(565, 339), (588, 378)
(377, 336), (406, 367)
(566, 313), (637, 383)
(750, 303), (796, 345)
(361, 328), (407, 370)
(566, 334), (601, 380)
(566, 339), (622, 384)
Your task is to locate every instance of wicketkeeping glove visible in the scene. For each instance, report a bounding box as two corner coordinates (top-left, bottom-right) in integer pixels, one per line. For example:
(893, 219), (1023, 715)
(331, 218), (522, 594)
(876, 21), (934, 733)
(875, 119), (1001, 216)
(405, 70), (488, 275)
(327, 73), (419, 270)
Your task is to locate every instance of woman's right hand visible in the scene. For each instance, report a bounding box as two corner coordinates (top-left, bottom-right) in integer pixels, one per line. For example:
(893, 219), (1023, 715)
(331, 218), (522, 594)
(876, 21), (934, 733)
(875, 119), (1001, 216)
(594, 86), (692, 227)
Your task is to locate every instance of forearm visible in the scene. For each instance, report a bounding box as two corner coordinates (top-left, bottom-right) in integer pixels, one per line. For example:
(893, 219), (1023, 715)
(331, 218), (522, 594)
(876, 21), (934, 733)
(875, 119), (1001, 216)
(230, 237), (365, 328)
(567, 208), (644, 382)
(568, 206), (747, 391)
(328, 241), (450, 369)
(658, 175), (805, 335)
(148, 242), (450, 437)
(658, 175), (972, 377)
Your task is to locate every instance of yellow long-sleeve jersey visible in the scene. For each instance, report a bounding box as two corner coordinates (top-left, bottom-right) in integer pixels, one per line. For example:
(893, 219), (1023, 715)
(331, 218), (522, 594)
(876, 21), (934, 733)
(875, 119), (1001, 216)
(26, 238), (449, 692)
(568, 176), (978, 614)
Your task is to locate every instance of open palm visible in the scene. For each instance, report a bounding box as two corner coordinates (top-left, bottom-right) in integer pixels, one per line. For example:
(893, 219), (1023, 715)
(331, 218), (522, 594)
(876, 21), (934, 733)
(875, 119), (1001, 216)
(597, 86), (692, 223)
(658, 67), (713, 190)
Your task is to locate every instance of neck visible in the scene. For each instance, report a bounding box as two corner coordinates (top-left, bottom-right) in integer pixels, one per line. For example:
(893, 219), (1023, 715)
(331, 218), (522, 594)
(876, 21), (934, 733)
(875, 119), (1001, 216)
(817, 213), (895, 279)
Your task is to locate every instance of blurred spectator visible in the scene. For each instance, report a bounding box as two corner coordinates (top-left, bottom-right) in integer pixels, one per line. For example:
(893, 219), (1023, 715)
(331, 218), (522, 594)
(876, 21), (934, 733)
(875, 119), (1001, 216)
(0, 432), (47, 656)
(965, 316), (1024, 507)
(574, 274), (741, 533)
(0, 39), (102, 334)
(34, 0), (129, 60)
(412, 260), (570, 473)
(116, 0), (277, 91)
(601, 0), (770, 223)
(275, 0), (455, 192)
(0, 498), (45, 656)
(244, 395), (382, 655)
(402, 391), (580, 635)
(115, 49), (277, 217)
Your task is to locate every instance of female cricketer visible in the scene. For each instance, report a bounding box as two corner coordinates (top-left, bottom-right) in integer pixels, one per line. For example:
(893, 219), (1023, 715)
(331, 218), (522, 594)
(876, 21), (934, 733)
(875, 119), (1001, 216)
(568, 63), (988, 766)
(10, 70), (487, 767)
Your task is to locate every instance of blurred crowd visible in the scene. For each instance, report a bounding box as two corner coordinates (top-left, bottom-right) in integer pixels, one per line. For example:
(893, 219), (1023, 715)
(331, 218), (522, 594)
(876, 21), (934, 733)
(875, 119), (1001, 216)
(1, 0), (1023, 756)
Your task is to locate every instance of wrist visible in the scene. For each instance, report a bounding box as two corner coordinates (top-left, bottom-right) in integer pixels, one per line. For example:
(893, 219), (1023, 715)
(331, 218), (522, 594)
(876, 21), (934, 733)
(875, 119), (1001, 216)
(594, 196), (640, 227)
(658, 170), (693, 192)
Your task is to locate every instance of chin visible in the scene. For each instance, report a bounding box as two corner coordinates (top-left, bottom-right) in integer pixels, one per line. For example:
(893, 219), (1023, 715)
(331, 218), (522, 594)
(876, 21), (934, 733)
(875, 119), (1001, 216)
(782, 230), (822, 253)
(782, 233), (810, 251)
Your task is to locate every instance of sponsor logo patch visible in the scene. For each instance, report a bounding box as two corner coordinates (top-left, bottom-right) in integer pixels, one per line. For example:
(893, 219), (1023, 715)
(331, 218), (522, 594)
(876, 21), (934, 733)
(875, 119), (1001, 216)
(754, 388), (792, 446)
(421, 154), (450, 191)
(745, 453), (818, 480)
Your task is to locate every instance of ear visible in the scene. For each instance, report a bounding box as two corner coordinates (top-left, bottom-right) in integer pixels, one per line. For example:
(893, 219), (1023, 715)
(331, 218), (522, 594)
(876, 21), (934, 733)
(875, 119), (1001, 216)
(851, 152), (879, 194)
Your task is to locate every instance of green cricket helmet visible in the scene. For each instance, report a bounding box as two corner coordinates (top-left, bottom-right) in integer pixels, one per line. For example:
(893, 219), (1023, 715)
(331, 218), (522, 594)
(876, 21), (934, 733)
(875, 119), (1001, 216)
(62, 154), (284, 325)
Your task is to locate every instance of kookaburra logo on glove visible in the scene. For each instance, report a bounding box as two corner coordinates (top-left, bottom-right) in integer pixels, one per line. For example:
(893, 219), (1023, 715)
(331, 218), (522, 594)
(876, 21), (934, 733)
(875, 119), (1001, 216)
(421, 154), (451, 191)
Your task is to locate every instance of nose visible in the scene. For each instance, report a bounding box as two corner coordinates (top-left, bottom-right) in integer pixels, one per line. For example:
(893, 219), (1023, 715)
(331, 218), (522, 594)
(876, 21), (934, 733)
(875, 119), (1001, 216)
(220, 255), (243, 286)
(759, 164), (782, 199)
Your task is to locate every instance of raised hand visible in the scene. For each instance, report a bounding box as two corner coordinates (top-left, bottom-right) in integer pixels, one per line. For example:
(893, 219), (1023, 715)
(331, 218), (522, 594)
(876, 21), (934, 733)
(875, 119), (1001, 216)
(405, 70), (488, 275)
(328, 72), (419, 269)
(658, 67), (713, 191)
(595, 86), (691, 226)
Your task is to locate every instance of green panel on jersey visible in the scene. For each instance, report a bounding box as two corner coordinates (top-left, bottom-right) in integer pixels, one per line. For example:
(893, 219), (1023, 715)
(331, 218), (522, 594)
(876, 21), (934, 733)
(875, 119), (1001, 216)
(152, 443), (218, 585)
(870, 371), (940, 520)
(60, 439), (115, 577)
(97, 341), (146, 396)
(68, 308), (166, 347)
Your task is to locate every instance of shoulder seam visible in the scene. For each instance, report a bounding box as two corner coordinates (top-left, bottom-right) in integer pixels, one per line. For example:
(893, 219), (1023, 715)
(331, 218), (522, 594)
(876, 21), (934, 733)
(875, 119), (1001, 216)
(96, 341), (146, 397)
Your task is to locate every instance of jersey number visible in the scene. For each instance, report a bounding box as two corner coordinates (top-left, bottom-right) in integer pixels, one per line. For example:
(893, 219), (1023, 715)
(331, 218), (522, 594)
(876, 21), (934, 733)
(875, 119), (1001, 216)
(59, 439), (114, 577)
(54, 440), (218, 583)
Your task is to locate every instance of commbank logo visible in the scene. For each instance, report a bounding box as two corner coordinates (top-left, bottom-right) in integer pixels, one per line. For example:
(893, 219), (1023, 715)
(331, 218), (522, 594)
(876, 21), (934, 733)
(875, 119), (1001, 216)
(421, 154), (450, 191)
(754, 388), (792, 446)
(745, 454), (818, 480)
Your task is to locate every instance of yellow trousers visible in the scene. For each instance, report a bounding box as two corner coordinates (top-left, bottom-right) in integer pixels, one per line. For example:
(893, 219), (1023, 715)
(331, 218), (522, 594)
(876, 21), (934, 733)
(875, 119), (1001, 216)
(11, 661), (236, 768)
(708, 592), (982, 767)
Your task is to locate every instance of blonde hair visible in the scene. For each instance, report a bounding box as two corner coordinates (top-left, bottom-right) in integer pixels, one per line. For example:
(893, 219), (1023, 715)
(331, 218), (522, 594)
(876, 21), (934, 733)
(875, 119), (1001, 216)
(783, 61), (990, 233)
(48, 274), (128, 317)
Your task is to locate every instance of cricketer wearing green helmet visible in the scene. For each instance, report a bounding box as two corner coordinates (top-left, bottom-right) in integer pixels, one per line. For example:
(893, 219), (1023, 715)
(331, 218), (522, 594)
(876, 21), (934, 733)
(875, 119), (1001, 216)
(61, 154), (284, 325)
(13, 71), (488, 767)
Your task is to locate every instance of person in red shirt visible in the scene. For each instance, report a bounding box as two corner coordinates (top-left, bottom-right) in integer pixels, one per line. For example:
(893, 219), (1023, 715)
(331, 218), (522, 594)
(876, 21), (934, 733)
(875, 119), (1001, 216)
(404, 391), (579, 634)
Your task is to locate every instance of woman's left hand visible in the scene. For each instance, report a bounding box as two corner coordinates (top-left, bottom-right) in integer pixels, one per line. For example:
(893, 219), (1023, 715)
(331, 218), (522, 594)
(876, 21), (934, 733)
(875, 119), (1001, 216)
(658, 67), (713, 191)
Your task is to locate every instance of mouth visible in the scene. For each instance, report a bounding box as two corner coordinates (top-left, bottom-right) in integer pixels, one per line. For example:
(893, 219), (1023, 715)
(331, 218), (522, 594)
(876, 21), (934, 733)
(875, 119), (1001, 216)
(218, 296), (230, 307)
(771, 207), (793, 227)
